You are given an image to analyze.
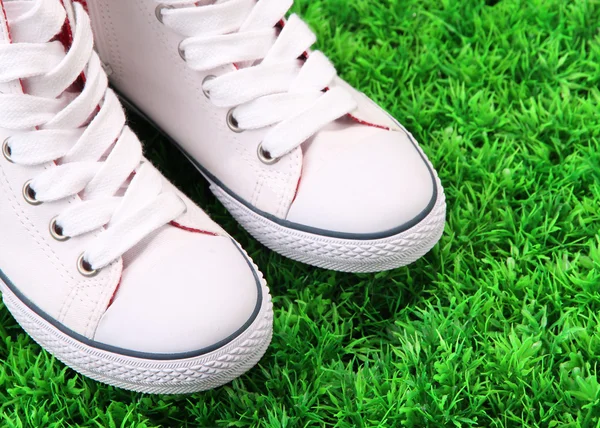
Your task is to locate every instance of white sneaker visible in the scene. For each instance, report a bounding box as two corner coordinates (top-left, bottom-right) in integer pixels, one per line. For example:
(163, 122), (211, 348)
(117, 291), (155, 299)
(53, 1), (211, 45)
(0, 0), (272, 394)
(87, 0), (446, 273)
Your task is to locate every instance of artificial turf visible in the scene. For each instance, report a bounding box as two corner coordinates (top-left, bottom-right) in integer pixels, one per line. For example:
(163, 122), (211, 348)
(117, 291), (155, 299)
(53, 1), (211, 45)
(1, 0), (600, 426)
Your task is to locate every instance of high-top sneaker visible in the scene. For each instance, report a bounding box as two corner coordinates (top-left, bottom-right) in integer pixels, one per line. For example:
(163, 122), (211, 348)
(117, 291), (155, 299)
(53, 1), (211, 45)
(0, 0), (272, 394)
(87, 0), (446, 273)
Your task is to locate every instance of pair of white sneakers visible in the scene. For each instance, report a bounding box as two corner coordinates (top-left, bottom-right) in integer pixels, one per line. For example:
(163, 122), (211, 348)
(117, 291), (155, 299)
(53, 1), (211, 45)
(0, 0), (446, 393)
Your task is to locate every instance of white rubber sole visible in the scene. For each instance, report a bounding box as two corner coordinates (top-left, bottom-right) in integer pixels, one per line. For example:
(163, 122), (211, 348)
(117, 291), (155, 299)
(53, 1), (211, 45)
(0, 272), (273, 394)
(212, 182), (445, 273)
(207, 162), (446, 273)
(170, 119), (446, 273)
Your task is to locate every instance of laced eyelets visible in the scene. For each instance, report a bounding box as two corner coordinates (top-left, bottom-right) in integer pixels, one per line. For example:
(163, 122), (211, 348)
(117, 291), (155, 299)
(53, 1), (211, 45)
(2, 138), (13, 163)
(49, 217), (70, 242)
(226, 109), (244, 133)
(23, 180), (42, 206)
(257, 143), (279, 165)
(77, 254), (98, 278)
(202, 75), (216, 98)
(155, 4), (173, 24)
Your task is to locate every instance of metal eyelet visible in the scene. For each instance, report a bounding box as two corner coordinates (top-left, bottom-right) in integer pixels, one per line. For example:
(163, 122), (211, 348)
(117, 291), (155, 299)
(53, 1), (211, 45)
(2, 138), (13, 163)
(155, 4), (174, 24)
(257, 143), (279, 165)
(178, 41), (186, 61)
(23, 180), (42, 206)
(49, 217), (70, 242)
(226, 109), (244, 133)
(202, 75), (216, 98)
(77, 254), (98, 278)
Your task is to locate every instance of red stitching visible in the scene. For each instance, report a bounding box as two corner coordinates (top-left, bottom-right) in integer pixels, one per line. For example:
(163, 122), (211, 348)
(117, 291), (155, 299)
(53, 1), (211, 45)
(170, 221), (219, 237)
(292, 173), (302, 203)
(107, 276), (122, 308)
(0, 0), (12, 44)
(348, 113), (391, 131)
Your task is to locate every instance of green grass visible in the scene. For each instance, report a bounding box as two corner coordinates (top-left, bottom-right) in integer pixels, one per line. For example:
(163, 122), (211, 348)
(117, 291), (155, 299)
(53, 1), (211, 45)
(2, 0), (600, 426)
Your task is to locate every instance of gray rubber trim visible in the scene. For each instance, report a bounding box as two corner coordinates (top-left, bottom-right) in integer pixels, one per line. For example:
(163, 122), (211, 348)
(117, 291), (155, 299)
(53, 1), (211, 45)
(0, 240), (263, 361)
(117, 91), (439, 240)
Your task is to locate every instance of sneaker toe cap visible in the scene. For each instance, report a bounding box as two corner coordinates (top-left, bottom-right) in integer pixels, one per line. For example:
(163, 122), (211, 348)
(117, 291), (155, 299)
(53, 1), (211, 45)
(94, 228), (261, 356)
(286, 126), (437, 236)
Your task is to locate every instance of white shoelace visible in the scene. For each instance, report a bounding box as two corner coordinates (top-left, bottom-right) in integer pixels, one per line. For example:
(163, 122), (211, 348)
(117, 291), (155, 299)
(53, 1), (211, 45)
(158, 0), (358, 161)
(0, 0), (186, 272)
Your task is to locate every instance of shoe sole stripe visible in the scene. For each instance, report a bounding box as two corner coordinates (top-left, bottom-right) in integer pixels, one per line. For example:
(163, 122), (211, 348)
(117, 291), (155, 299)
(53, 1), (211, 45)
(0, 253), (273, 394)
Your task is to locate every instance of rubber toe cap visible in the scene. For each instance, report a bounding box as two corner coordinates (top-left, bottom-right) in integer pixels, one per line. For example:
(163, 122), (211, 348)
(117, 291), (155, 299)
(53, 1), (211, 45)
(94, 226), (261, 356)
(286, 124), (436, 237)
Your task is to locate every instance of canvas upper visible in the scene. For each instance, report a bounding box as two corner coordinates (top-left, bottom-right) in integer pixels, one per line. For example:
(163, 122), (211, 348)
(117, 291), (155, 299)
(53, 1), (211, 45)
(86, 0), (439, 238)
(0, 0), (263, 356)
